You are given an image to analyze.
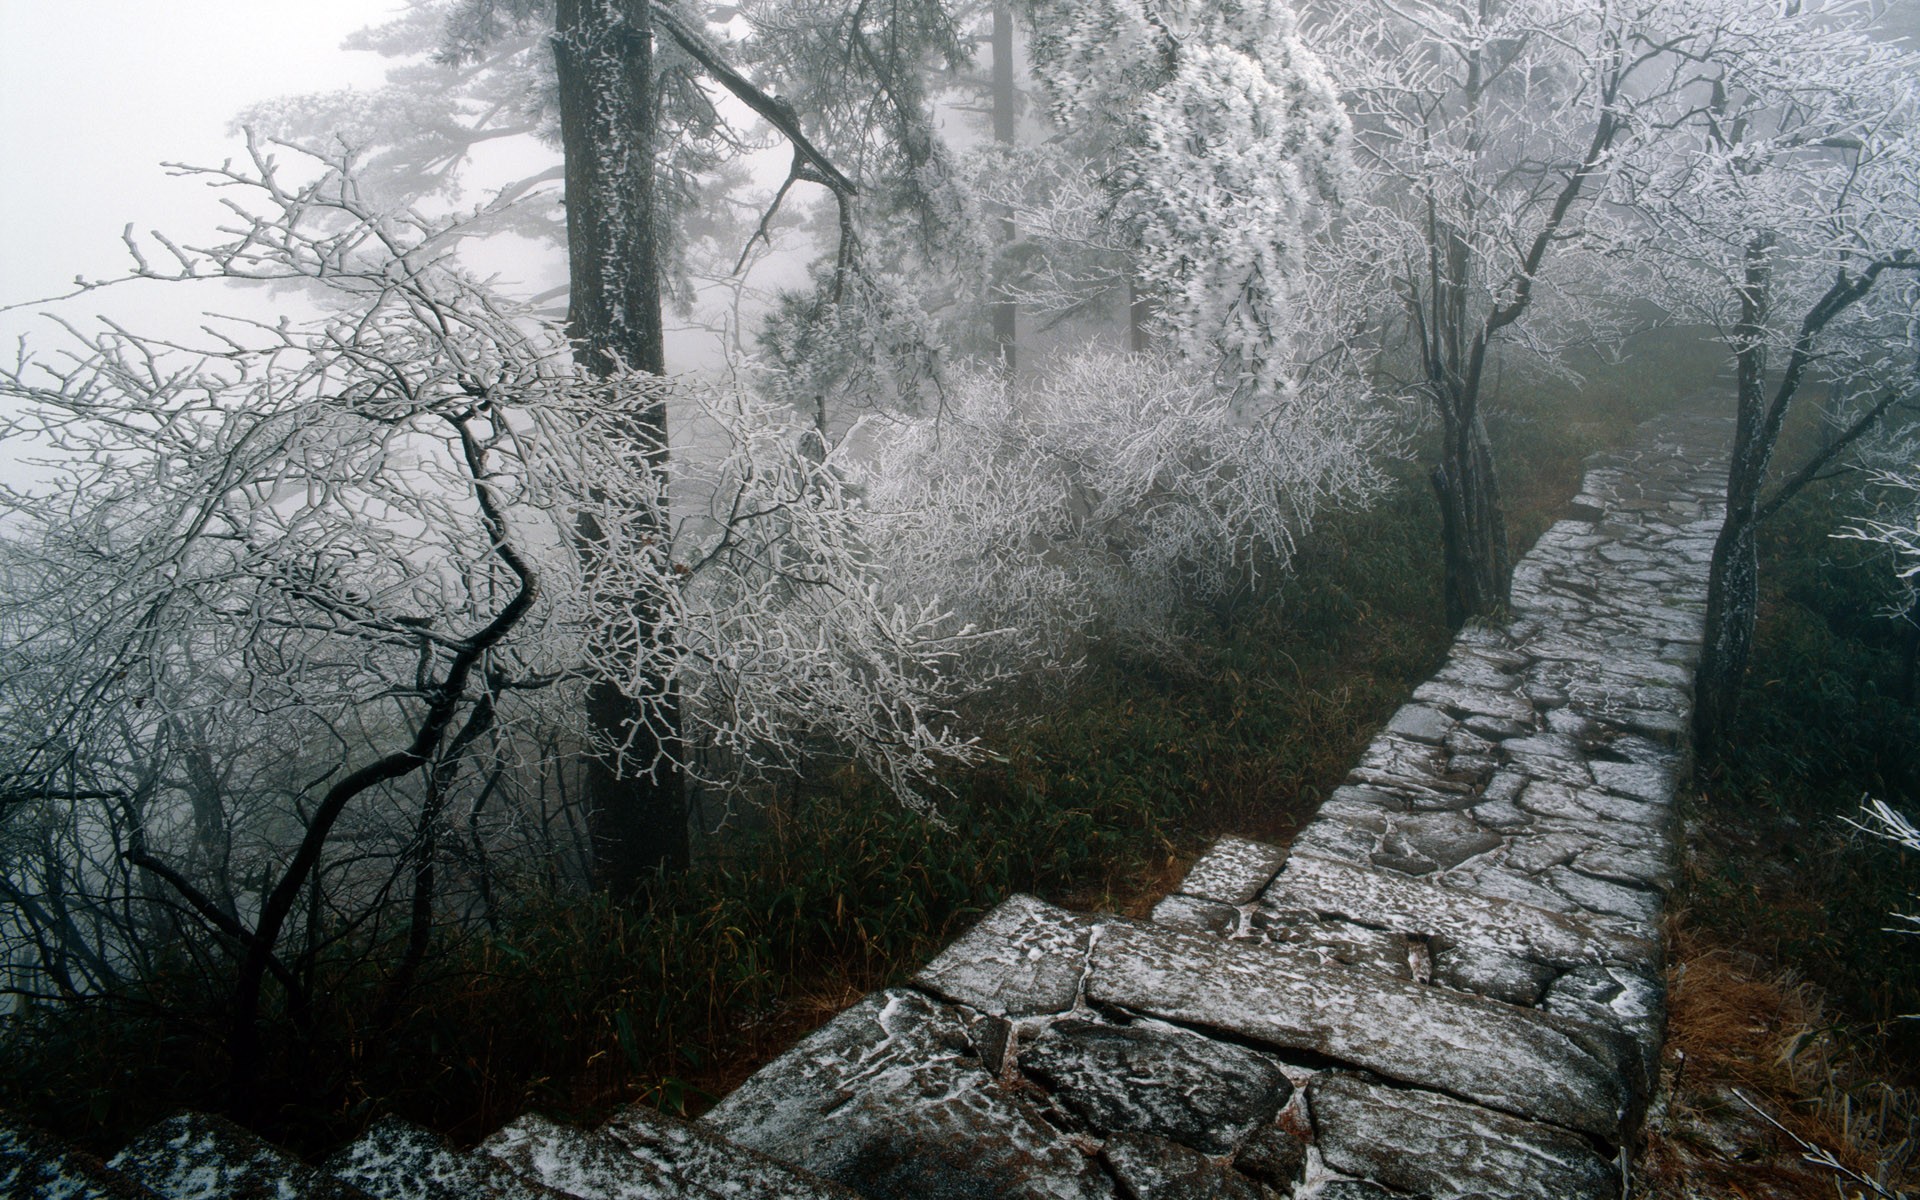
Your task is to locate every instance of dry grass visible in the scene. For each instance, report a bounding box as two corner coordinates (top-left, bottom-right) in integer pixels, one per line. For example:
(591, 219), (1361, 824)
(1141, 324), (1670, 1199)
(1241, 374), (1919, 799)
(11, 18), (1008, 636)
(1638, 915), (1919, 1198)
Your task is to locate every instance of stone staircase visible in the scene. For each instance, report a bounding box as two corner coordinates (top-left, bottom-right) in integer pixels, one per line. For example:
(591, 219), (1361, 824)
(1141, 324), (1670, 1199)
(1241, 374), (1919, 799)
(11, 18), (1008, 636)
(1, 408), (1730, 1200)
(2, 1104), (860, 1200)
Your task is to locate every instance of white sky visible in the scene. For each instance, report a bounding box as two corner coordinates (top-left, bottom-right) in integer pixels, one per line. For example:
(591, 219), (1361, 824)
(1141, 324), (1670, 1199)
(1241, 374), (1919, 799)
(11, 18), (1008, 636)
(0, 2), (401, 312)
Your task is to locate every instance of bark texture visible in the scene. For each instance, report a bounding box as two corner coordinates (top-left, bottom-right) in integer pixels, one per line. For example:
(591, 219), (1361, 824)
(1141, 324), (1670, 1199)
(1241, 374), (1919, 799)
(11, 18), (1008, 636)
(554, 0), (689, 890)
(990, 0), (1017, 372)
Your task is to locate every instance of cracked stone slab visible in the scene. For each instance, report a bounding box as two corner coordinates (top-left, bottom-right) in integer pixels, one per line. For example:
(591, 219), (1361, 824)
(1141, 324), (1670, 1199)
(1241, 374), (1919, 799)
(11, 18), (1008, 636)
(1176, 836), (1289, 905)
(110, 1113), (372, 1200)
(1411, 679), (1536, 724)
(1545, 965), (1668, 1093)
(1546, 866), (1662, 923)
(1017, 1018), (1289, 1153)
(1262, 853), (1655, 969)
(329, 1116), (575, 1200)
(1384, 703), (1456, 745)
(1590, 759), (1677, 804)
(1149, 893), (1238, 936)
(1233, 1125), (1308, 1193)
(1517, 781), (1665, 828)
(703, 989), (1111, 1200)
(482, 1115), (702, 1200)
(1572, 841), (1679, 892)
(1375, 811), (1505, 874)
(600, 1104), (862, 1200)
(1309, 1074), (1616, 1200)
(913, 894), (1094, 1017)
(1100, 1133), (1266, 1200)
(1085, 919), (1638, 1138)
(1252, 907), (1413, 978)
(1432, 944), (1558, 1007)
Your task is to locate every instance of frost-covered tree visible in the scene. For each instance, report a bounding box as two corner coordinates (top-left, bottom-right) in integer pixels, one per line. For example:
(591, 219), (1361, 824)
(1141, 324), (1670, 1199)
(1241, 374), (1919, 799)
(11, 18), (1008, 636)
(0, 145), (984, 1097)
(1298, 0), (1698, 627)
(1026, 0), (1352, 385)
(857, 345), (1386, 660)
(1609, 0), (1920, 749)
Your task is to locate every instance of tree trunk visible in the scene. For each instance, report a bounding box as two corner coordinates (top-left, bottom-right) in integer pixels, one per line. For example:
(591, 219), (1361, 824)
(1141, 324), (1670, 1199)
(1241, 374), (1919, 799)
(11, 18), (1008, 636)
(990, 0), (1017, 372)
(1695, 514), (1758, 751)
(1432, 405), (1510, 630)
(1694, 237), (1774, 755)
(553, 0), (689, 891)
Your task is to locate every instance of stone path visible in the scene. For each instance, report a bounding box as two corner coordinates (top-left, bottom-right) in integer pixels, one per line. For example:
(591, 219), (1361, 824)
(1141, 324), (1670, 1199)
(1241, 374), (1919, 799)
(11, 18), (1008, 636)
(705, 409), (1731, 1199)
(1, 410), (1731, 1200)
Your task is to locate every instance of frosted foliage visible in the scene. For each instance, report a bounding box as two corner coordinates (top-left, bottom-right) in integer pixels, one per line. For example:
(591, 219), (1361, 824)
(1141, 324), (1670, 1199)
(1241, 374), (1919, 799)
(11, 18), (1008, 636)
(0, 146), (986, 997)
(856, 348), (1384, 657)
(1128, 43), (1347, 382)
(1612, 0), (1920, 393)
(1028, 0), (1352, 384)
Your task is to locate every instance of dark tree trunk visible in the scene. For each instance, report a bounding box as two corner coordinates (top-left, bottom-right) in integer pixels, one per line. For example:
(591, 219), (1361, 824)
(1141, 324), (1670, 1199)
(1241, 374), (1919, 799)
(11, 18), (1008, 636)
(990, 0), (1017, 372)
(553, 0), (689, 891)
(1695, 238), (1773, 753)
(1432, 406), (1510, 630)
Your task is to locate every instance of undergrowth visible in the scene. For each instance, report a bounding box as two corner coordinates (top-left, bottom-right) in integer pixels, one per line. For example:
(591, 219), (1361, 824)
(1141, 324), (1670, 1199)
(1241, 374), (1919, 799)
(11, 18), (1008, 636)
(0, 332), (1722, 1159)
(1655, 410), (1920, 1195)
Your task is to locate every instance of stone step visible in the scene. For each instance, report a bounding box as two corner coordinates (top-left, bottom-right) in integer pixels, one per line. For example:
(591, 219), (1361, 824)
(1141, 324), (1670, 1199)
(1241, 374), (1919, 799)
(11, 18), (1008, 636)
(1086, 916), (1639, 1140)
(1, 1112), (161, 1199)
(1260, 851), (1655, 970)
(481, 1114), (696, 1200)
(108, 1112), (374, 1200)
(327, 1115), (572, 1200)
(598, 1102), (860, 1199)
(702, 988), (1112, 1200)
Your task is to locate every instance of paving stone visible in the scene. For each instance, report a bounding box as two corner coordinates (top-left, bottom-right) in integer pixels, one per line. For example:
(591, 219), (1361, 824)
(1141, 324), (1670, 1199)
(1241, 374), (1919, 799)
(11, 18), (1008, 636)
(1410, 680), (1535, 724)
(600, 1103), (862, 1200)
(1572, 841), (1678, 892)
(1499, 828), (1586, 875)
(1544, 965), (1667, 1090)
(1384, 704), (1455, 745)
(1378, 812), (1504, 872)
(484, 1114), (720, 1200)
(1150, 893), (1239, 936)
(1085, 919), (1638, 1138)
(1252, 907), (1413, 978)
(704, 989), (1111, 1200)
(1444, 725), (1498, 757)
(1322, 786), (1409, 816)
(0, 1114), (157, 1200)
(1590, 759), (1675, 805)
(1431, 944), (1558, 1007)
(1469, 798), (1531, 830)
(1315, 1182), (1405, 1199)
(1018, 1019), (1288, 1154)
(1545, 865), (1662, 923)
(1309, 1074), (1615, 1200)
(1232, 1126), (1307, 1193)
(1462, 713), (1533, 739)
(1516, 782), (1663, 828)
(328, 1116), (573, 1200)
(1099, 1134), (1266, 1200)
(1177, 837), (1290, 905)
(914, 894), (1094, 1017)
(1288, 818), (1379, 865)
(110, 1113), (371, 1200)
(1261, 853), (1655, 969)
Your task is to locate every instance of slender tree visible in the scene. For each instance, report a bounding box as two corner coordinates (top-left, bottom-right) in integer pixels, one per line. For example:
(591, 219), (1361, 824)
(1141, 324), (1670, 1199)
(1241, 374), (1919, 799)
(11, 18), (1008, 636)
(1301, 0), (1691, 628)
(1610, 0), (1920, 750)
